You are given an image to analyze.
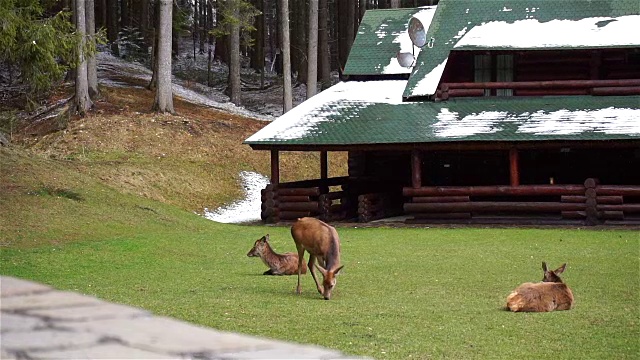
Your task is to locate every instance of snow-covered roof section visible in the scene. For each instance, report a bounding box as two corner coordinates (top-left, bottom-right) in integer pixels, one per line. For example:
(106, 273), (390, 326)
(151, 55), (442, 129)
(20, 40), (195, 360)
(454, 15), (640, 50)
(245, 80), (640, 147)
(245, 80), (407, 143)
(343, 7), (436, 76)
(404, 0), (640, 99)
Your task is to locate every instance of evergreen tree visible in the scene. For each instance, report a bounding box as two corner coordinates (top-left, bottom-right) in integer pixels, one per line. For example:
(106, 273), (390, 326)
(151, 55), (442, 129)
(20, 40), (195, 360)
(0, 0), (76, 108)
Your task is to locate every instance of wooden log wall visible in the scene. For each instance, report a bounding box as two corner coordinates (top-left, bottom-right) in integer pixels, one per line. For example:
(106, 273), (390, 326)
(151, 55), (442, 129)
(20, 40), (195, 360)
(357, 192), (404, 222)
(403, 178), (640, 225)
(437, 79), (640, 100)
(260, 178), (351, 224)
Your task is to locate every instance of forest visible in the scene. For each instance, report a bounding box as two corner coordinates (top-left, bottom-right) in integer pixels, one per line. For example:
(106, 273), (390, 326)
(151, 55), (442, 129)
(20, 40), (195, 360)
(0, 0), (439, 124)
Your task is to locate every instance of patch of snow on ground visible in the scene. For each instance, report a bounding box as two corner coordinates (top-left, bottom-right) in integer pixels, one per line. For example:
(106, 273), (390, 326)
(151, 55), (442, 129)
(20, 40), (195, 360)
(203, 171), (269, 224)
(97, 52), (274, 121)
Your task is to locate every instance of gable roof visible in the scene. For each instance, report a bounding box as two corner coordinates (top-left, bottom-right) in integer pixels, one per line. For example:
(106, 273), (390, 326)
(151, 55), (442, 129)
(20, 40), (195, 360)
(244, 80), (640, 149)
(343, 7), (437, 76)
(403, 0), (640, 99)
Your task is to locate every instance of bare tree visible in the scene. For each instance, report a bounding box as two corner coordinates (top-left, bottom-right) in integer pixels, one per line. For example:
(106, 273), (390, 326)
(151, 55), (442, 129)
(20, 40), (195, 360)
(318, 0), (330, 90)
(306, 0), (318, 98)
(280, 0), (292, 112)
(390, 0), (400, 8)
(75, 0), (93, 115)
(86, 0), (99, 97)
(152, 0), (175, 114)
(229, 1), (241, 105)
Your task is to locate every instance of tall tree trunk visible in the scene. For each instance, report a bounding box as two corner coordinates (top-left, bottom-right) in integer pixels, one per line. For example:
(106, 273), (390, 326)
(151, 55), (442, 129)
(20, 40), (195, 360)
(148, 1), (159, 90)
(75, 0), (93, 115)
(152, 0), (175, 114)
(318, 0), (330, 90)
(228, 1), (241, 105)
(192, 0), (198, 59)
(280, 0), (292, 112)
(359, 0), (366, 20)
(139, 0), (150, 46)
(171, 2), (179, 57)
(207, 0), (214, 86)
(121, 0), (130, 28)
(107, 0), (119, 55)
(390, 0), (400, 8)
(86, 0), (99, 97)
(293, 0), (307, 83)
(199, 0), (206, 54)
(347, 0), (355, 57)
(306, 0), (318, 98)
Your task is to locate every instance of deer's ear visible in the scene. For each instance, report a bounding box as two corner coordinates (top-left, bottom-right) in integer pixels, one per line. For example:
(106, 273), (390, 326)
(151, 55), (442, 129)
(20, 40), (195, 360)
(315, 264), (328, 276)
(542, 262), (548, 272)
(263, 234), (269, 241)
(334, 265), (345, 276)
(555, 263), (567, 274)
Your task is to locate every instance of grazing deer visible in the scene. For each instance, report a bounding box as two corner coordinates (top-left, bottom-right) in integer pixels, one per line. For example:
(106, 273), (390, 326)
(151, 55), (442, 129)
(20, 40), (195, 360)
(247, 235), (306, 276)
(506, 262), (574, 312)
(291, 217), (344, 300)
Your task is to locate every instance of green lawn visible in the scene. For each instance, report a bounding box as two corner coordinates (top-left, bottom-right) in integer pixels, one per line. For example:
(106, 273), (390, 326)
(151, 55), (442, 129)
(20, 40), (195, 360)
(2, 216), (638, 359)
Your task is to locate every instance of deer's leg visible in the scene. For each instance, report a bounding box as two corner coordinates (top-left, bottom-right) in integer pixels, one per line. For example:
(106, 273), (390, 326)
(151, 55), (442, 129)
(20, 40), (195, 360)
(295, 245), (305, 294)
(307, 255), (323, 295)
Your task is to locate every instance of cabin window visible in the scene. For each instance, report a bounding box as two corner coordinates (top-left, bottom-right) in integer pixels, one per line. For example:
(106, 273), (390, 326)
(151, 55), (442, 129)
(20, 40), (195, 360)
(474, 54), (492, 96)
(496, 54), (514, 96)
(474, 54), (514, 96)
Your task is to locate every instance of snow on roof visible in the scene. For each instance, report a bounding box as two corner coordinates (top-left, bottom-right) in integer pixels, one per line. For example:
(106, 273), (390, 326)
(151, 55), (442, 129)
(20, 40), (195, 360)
(410, 58), (448, 101)
(453, 15), (640, 49)
(245, 80), (407, 142)
(380, 6), (437, 74)
(433, 106), (640, 139)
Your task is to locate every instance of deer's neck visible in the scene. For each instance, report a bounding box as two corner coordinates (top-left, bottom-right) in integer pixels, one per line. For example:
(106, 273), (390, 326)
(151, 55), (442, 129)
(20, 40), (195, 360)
(324, 239), (340, 271)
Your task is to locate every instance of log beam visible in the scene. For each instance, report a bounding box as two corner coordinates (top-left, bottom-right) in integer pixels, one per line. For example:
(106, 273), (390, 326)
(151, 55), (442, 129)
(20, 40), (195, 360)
(509, 148), (519, 186)
(320, 151), (328, 179)
(411, 149), (422, 189)
(270, 150), (279, 185)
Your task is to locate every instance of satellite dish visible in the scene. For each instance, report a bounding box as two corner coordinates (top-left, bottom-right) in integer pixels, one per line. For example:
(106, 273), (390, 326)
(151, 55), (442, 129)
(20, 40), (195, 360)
(408, 7), (437, 48)
(397, 51), (415, 68)
(408, 17), (427, 48)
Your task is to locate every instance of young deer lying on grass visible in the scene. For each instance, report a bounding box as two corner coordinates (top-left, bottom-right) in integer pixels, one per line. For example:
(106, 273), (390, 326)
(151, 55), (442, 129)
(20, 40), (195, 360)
(247, 234), (306, 275)
(291, 217), (344, 300)
(506, 262), (574, 312)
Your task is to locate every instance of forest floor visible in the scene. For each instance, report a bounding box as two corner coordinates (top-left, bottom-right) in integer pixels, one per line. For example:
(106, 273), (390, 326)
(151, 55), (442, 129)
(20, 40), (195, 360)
(0, 48), (347, 221)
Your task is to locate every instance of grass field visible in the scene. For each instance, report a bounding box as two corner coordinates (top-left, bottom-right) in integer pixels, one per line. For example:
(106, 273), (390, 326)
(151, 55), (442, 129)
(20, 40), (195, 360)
(2, 212), (638, 359)
(1, 84), (638, 359)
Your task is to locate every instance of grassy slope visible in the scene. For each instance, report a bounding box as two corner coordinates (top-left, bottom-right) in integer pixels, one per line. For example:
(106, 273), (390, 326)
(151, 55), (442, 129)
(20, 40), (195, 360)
(1, 85), (638, 359)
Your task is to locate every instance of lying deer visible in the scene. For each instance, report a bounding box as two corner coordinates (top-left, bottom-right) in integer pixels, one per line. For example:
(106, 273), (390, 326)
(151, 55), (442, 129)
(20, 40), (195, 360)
(247, 235), (306, 275)
(506, 262), (574, 312)
(291, 217), (344, 300)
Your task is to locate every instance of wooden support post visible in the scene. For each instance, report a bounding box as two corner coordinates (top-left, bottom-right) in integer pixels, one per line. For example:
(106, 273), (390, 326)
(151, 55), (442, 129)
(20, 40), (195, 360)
(411, 149), (422, 189)
(320, 151), (328, 179)
(270, 150), (280, 185)
(509, 148), (520, 186)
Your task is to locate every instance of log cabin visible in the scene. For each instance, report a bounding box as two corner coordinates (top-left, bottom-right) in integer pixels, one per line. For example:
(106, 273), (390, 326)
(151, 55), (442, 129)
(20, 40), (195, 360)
(245, 0), (640, 226)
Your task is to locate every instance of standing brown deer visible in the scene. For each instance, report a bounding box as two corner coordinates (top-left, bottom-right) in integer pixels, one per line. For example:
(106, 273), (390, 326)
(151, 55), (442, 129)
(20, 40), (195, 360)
(506, 262), (574, 312)
(247, 235), (306, 275)
(291, 217), (344, 300)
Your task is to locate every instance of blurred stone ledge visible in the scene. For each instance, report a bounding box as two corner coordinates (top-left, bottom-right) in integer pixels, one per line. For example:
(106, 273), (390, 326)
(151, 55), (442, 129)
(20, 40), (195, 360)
(1, 276), (367, 360)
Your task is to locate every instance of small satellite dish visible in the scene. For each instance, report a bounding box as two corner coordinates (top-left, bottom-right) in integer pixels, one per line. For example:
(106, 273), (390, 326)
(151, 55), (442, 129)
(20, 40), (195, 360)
(408, 16), (427, 48)
(397, 51), (415, 68)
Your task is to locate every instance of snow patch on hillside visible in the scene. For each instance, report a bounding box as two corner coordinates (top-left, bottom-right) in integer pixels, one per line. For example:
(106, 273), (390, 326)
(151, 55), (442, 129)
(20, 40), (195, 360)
(203, 171), (269, 224)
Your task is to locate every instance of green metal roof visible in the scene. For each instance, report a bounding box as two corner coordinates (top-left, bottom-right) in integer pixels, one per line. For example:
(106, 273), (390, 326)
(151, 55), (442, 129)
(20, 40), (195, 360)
(244, 80), (640, 148)
(343, 7), (436, 76)
(404, 0), (640, 98)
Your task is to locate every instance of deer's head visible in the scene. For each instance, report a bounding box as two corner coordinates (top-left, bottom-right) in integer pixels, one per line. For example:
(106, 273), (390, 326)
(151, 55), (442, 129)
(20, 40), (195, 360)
(541, 262), (567, 283)
(315, 264), (344, 300)
(247, 235), (269, 257)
